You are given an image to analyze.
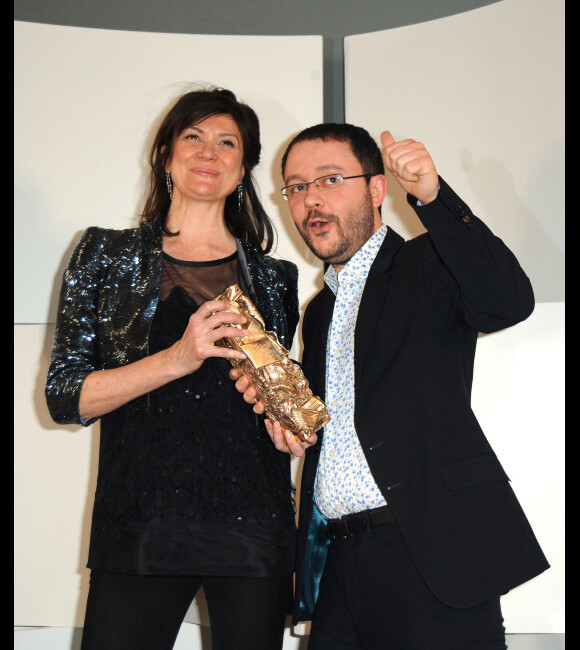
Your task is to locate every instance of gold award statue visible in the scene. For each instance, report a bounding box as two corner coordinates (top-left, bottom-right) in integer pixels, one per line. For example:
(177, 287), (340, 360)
(214, 284), (330, 441)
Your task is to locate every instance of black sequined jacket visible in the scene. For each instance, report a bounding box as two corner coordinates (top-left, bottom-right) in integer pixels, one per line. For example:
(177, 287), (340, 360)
(46, 222), (300, 427)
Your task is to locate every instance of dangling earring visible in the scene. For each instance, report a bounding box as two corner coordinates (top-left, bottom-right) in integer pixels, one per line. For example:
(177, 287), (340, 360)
(164, 169), (173, 201)
(237, 181), (244, 212)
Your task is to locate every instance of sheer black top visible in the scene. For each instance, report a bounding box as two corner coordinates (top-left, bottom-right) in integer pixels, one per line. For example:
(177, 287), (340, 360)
(87, 251), (297, 576)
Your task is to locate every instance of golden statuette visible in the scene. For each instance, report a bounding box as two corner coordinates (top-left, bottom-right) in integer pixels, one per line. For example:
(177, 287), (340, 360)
(214, 284), (330, 441)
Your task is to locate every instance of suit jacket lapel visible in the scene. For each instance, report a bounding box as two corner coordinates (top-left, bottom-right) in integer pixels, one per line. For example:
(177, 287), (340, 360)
(311, 286), (335, 399)
(354, 228), (405, 386)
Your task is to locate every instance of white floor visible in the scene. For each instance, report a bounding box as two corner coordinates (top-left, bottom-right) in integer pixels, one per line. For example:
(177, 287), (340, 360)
(14, 626), (564, 649)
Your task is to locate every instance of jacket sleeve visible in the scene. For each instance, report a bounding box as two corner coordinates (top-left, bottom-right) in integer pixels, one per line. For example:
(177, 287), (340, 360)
(280, 260), (300, 348)
(410, 176), (535, 333)
(45, 227), (106, 426)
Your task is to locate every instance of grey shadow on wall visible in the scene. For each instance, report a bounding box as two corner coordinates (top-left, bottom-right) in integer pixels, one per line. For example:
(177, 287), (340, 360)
(459, 150), (565, 303)
(34, 323), (100, 640)
(37, 228), (111, 640)
(375, 149), (565, 306)
(381, 172), (428, 239)
(44, 230), (87, 325)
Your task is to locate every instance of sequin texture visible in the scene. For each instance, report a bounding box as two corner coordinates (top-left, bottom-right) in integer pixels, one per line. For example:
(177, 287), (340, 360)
(45, 223), (301, 575)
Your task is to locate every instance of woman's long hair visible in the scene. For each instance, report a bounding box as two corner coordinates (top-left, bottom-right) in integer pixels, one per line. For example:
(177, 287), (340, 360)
(141, 86), (275, 253)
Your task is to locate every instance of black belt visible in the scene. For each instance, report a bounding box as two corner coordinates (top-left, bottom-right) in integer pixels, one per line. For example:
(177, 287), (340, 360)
(326, 506), (395, 541)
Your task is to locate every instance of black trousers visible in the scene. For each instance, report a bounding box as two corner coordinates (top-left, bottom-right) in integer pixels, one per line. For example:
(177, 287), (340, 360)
(308, 517), (507, 650)
(80, 571), (292, 650)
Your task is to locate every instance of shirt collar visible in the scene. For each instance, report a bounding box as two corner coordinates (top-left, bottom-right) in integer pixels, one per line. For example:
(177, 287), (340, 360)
(324, 224), (388, 295)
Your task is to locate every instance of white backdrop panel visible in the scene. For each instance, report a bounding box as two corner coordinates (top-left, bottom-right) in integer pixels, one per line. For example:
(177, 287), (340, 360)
(472, 304), (564, 633)
(14, 21), (324, 331)
(344, 0), (564, 304)
(14, 22), (323, 626)
(13, 322), (306, 627)
(344, 0), (564, 633)
(14, 304), (564, 630)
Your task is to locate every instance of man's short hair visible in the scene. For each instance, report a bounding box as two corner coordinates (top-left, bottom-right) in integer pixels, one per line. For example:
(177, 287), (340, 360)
(281, 123), (385, 180)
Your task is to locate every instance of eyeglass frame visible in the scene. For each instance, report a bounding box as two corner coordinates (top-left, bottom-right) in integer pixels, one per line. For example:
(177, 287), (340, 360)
(280, 173), (375, 200)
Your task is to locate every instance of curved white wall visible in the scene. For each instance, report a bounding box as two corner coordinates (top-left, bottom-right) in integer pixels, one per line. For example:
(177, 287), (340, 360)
(14, 21), (323, 628)
(14, 0), (564, 638)
(344, 0), (564, 633)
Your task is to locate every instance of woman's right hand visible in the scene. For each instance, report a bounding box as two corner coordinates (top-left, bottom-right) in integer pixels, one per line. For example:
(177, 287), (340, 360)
(78, 300), (247, 421)
(169, 299), (248, 375)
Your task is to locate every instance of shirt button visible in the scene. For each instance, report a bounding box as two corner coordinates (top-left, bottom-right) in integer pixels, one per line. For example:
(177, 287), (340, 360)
(329, 449), (336, 458)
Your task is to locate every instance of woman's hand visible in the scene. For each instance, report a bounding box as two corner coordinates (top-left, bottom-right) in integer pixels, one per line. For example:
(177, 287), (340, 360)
(169, 299), (248, 375)
(79, 300), (247, 421)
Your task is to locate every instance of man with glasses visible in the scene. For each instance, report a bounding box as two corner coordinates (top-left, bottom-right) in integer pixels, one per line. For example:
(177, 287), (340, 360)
(233, 123), (549, 649)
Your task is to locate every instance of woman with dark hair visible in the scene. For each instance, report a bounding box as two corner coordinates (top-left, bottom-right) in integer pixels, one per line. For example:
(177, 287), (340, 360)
(46, 86), (299, 650)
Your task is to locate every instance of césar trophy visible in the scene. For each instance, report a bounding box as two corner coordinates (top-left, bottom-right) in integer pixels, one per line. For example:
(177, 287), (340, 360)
(213, 284), (330, 442)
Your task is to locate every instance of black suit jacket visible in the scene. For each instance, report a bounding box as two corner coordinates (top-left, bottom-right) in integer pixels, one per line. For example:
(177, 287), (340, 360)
(293, 177), (549, 623)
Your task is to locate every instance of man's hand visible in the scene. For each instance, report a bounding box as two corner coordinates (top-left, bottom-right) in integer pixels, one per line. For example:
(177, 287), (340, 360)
(229, 367), (318, 456)
(229, 367), (265, 413)
(380, 131), (440, 204)
(264, 419), (317, 457)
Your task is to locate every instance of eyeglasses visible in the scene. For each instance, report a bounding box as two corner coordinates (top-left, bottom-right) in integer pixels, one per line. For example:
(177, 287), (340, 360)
(281, 173), (374, 200)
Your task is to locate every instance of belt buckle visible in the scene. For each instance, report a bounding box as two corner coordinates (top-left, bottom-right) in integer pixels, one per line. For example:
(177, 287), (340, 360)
(333, 518), (349, 540)
(331, 514), (367, 539)
(328, 512), (371, 540)
(347, 515), (367, 536)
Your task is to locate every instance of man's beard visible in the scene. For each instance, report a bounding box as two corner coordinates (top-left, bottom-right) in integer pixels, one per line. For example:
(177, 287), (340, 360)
(299, 190), (376, 266)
